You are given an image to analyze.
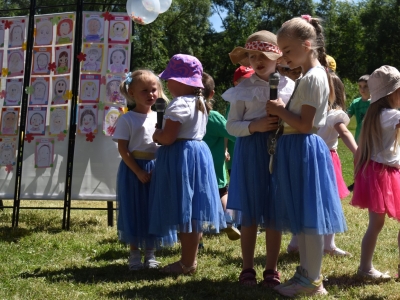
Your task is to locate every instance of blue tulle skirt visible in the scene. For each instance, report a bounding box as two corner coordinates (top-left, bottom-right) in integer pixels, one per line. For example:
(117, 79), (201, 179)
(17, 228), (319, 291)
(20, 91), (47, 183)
(148, 140), (226, 244)
(268, 134), (347, 235)
(227, 131), (272, 227)
(116, 159), (177, 248)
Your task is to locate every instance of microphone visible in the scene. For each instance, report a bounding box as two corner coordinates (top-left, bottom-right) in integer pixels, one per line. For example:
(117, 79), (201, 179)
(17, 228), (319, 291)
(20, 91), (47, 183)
(155, 98), (167, 129)
(269, 72), (280, 100)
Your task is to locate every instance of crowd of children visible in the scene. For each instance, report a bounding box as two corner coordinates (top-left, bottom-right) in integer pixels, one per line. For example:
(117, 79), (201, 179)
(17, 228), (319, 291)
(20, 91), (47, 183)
(111, 13), (400, 298)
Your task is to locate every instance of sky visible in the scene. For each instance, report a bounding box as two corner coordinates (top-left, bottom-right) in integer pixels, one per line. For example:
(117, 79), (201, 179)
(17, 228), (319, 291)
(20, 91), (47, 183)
(209, 10), (227, 32)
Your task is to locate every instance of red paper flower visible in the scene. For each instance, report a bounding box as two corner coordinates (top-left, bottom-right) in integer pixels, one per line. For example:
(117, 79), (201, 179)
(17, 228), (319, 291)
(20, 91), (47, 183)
(77, 52), (86, 62)
(102, 11), (112, 21)
(86, 132), (95, 142)
(4, 20), (12, 29)
(5, 164), (13, 173)
(57, 132), (66, 141)
(0, 90), (5, 99)
(25, 134), (34, 143)
(48, 62), (56, 71)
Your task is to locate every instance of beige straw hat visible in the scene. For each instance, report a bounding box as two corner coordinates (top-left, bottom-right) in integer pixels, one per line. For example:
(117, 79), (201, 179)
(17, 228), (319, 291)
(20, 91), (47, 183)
(368, 65), (400, 103)
(229, 31), (282, 67)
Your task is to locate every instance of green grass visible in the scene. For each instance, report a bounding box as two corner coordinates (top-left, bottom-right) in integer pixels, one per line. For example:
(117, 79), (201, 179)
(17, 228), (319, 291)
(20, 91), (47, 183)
(1, 118), (400, 299)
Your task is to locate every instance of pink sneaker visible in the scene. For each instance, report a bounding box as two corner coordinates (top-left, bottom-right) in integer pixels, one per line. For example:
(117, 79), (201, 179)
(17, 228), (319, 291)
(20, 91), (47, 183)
(276, 273), (328, 298)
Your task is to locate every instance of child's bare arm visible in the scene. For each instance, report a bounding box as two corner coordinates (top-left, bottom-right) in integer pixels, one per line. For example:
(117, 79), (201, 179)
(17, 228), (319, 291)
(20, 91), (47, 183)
(334, 122), (358, 155)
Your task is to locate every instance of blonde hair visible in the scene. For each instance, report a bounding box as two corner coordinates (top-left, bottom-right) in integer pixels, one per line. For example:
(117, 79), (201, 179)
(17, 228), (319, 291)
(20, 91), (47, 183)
(82, 81), (96, 97)
(119, 69), (168, 105)
(354, 95), (400, 176)
(105, 109), (120, 124)
(329, 72), (346, 111)
(200, 72), (214, 112)
(277, 16), (335, 103)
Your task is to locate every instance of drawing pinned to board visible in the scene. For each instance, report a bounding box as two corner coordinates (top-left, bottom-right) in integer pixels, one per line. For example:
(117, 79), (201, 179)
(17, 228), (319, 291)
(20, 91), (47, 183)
(27, 107), (46, 135)
(55, 45), (71, 75)
(80, 74), (100, 103)
(107, 45), (128, 74)
(7, 49), (24, 77)
(56, 16), (74, 44)
(35, 138), (54, 168)
(0, 137), (16, 166)
(29, 77), (49, 106)
(0, 107), (19, 136)
(78, 104), (98, 134)
(32, 47), (51, 75)
(4, 78), (23, 106)
(108, 15), (130, 44)
(81, 44), (103, 73)
(52, 76), (70, 105)
(83, 14), (104, 43)
(49, 106), (68, 135)
(8, 20), (25, 48)
(35, 17), (53, 46)
(103, 106), (123, 136)
(105, 74), (126, 105)
(0, 23), (4, 47)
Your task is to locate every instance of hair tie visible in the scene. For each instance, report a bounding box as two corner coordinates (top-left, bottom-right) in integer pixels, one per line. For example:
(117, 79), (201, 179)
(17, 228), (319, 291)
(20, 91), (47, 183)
(125, 72), (133, 85)
(301, 15), (312, 22)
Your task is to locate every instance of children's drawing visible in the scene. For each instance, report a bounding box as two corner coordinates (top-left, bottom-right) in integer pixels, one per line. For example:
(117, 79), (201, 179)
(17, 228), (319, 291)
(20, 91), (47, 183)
(0, 138), (16, 166)
(108, 16), (130, 44)
(32, 47), (51, 75)
(105, 75), (125, 105)
(56, 17), (73, 44)
(9, 21), (25, 48)
(81, 44), (103, 73)
(52, 76), (70, 104)
(55, 46), (71, 75)
(27, 107), (46, 135)
(7, 49), (24, 77)
(80, 74), (100, 103)
(103, 106), (123, 136)
(29, 77), (49, 105)
(0, 107), (19, 136)
(0, 23), (4, 47)
(4, 78), (23, 106)
(35, 138), (54, 168)
(107, 45), (128, 74)
(78, 105), (98, 134)
(49, 106), (67, 135)
(35, 18), (53, 46)
(83, 14), (104, 43)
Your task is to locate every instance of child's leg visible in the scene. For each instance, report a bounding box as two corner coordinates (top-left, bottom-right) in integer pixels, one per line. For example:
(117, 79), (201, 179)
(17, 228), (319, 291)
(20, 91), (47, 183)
(323, 233), (350, 256)
(241, 224), (258, 270)
(180, 231), (201, 268)
(298, 233), (323, 281)
(128, 245), (142, 271)
(287, 235), (299, 253)
(265, 228), (281, 270)
(359, 211), (385, 272)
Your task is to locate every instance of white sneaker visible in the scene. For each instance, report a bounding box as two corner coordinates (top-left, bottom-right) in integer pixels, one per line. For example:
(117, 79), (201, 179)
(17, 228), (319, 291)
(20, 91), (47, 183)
(128, 252), (143, 271)
(144, 255), (161, 269)
(357, 267), (391, 280)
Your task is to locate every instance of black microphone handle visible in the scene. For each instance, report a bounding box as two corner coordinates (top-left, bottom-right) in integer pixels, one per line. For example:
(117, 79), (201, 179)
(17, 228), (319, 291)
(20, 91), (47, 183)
(270, 88), (278, 100)
(157, 112), (164, 129)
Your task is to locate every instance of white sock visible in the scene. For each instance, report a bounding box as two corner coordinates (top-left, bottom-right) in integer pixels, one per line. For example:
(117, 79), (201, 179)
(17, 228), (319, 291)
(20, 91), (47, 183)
(324, 234), (336, 251)
(145, 249), (155, 260)
(289, 235), (299, 248)
(298, 233), (323, 282)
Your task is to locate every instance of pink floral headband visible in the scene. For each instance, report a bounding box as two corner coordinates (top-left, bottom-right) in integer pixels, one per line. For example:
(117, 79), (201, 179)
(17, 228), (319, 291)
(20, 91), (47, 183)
(245, 41), (282, 56)
(301, 15), (312, 22)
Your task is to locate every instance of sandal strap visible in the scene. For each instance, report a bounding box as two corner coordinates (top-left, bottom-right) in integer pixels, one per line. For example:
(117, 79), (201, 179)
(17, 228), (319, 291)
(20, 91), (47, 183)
(179, 261), (197, 274)
(239, 268), (257, 285)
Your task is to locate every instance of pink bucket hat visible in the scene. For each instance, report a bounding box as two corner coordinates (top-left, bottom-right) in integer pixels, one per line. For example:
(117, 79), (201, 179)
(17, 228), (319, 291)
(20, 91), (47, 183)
(159, 54), (204, 88)
(368, 65), (400, 103)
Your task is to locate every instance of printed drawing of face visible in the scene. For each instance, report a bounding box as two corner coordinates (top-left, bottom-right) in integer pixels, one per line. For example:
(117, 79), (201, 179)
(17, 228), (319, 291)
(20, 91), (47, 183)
(33, 82), (46, 99)
(87, 49), (100, 63)
(38, 24), (51, 42)
(30, 113), (43, 127)
(3, 112), (16, 128)
(37, 53), (48, 69)
(58, 52), (68, 67)
(9, 53), (22, 71)
(53, 116), (63, 130)
(11, 25), (23, 43)
(83, 113), (94, 127)
(7, 84), (20, 99)
(88, 19), (101, 35)
(84, 82), (96, 98)
(107, 80), (119, 97)
(1, 147), (13, 163)
(108, 112), (118, 126)
(38, 145), (50, 164)
(112, 22), (126, 37)
(55, 80), (66, 96)
(60, 21), (71, 36)
(111, 50), (124, 65)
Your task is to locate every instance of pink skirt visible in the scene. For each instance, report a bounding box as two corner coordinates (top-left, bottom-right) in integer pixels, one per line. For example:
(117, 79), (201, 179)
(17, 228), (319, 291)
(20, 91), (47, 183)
(330, 150), (350, 199)
(351, 160), (400, 221)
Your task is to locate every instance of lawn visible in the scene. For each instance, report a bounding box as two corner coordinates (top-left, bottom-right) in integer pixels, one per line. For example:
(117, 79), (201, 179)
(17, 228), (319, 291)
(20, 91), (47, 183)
(1, 118), (400, 299)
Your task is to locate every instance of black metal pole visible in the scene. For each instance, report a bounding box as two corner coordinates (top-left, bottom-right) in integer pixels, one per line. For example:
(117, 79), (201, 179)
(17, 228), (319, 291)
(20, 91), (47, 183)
(12, 0), (37, 228)
(62, 0), (84, 230)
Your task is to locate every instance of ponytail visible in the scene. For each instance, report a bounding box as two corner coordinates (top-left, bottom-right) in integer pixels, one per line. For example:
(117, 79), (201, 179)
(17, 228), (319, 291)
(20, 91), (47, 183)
(195, 87), (211, 114)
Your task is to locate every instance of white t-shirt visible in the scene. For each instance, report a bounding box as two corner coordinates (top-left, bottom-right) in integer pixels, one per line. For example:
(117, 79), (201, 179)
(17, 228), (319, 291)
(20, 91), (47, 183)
(317, 109), (350, 150)
(371, 108), (400, 167)
(222, 73), (294, 137)
(163, 95), (207, 140)
(112, 110), (159, 153)
(285, 66), (329, 129)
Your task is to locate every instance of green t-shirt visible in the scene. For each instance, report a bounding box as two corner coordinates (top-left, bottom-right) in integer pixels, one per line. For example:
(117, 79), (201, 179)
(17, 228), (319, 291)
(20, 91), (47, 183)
(224, 104), (236, 170)
(347, 97), (371, 142)
(203, 110), (236, 188)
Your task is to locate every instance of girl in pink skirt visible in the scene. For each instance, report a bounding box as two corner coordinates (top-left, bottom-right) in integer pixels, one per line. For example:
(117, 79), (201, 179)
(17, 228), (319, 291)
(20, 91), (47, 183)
(351, 65), (400, 279)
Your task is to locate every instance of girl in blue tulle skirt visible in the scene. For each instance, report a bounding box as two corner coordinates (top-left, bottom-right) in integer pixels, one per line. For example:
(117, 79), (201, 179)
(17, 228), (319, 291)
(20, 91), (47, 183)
(149, 54), (226, 275)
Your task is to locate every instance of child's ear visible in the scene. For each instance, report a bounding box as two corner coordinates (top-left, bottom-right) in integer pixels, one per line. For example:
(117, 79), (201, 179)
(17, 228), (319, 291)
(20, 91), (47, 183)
(303, 40), (311, 50)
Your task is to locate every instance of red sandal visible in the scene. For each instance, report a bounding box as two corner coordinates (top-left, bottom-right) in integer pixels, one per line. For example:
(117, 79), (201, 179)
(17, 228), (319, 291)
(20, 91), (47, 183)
(261, 269), (281, 288)
(239, 268), (257, 287)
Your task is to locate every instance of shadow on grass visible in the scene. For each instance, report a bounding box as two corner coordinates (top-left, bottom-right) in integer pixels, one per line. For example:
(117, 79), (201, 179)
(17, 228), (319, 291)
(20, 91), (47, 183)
(0, 226), (32, 243)
(325, 273), (395, 289)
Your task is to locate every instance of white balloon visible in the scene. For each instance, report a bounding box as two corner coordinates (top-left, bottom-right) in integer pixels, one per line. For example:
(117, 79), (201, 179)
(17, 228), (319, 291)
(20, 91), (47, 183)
(159, 0), (172, 13)
(126, 0), (160, 25)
